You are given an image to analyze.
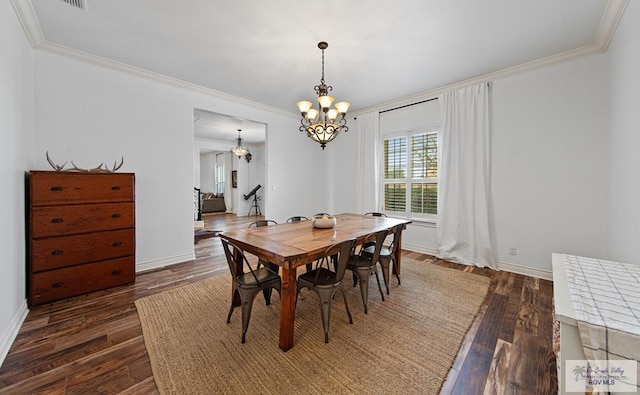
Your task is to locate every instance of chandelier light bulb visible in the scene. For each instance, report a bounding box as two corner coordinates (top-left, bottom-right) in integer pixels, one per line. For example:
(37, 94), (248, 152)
(296, 100), (312, 114)
(335, 101), (351, 115)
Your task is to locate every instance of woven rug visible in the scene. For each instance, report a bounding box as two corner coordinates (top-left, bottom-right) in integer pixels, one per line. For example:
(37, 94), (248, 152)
(135, 259), (490, 394)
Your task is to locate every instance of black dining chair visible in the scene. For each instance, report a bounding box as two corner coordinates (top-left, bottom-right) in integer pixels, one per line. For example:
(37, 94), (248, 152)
(221, 238), (281, 344)
(361, 224), (402, 294)
(364, 212), (387, 217)
(313, 212), (331, 217)
(248, 220), (278, 228)
(248, 219), (280, 298)
(296, 238), (357, 343)
(347, 230), (387, 314)
(286, 216), (308, 223)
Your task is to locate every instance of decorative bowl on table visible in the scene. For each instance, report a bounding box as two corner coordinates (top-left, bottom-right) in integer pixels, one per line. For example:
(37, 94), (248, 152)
(312, 214), (337, 229)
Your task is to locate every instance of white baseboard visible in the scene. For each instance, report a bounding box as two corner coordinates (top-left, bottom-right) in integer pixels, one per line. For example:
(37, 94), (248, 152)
(402, 243), (438, 256)
(136, 252), (195, 273)
(496, 260), (552, 281)
(402, 244), (552, 280)
(0, 300), (28, 368)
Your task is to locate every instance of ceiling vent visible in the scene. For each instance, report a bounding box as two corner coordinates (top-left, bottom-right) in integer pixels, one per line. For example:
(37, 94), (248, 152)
(58, 0), (87, 11)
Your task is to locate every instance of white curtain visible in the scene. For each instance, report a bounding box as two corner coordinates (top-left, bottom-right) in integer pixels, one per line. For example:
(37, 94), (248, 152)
(355, 112), (380, 213)
(223, 152), (233, 212)
(436, 83), (496, 269)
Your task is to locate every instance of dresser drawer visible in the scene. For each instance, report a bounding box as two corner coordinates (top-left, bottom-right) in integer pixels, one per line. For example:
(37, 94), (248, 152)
(31, 202), (134, 238)
(30, 229), (135, 272)
(30, 256), (135, 306)
(30, 172), (134, 206)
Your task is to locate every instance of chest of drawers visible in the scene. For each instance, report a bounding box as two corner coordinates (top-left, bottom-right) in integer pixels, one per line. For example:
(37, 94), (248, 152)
(28, 171), (136, 307)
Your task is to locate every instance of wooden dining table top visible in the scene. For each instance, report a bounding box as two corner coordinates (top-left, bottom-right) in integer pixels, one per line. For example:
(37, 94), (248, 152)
(219, 213), (411, 268)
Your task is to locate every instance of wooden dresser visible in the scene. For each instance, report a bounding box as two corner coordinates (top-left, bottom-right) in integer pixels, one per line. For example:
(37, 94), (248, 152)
(28, 171), (136, 307)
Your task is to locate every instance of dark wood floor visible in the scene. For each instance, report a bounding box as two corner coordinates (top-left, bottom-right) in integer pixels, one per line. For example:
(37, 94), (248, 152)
(0, 213), (557, 394)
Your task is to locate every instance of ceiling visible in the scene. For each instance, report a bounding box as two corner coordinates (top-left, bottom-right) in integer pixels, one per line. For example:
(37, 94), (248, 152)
(18, 0), (627, 139)
(194, 110), (265, 144)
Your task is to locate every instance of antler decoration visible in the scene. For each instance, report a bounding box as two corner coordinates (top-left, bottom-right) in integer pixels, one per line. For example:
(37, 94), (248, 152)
(46, 151), (124, 173)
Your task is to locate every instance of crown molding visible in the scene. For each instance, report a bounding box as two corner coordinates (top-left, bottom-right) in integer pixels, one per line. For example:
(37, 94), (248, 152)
(38, 41), (297, 118)
(594, 0), (629, 50)
(351, 0), (629, 117)
(10, 0), (44, 47)
(10, 0), (296, 119)
(12, 0), (628, 119)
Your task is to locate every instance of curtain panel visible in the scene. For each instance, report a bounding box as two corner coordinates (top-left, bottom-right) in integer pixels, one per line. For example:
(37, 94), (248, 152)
(355, 112), (381, 213)
(436, 83), (496, 269)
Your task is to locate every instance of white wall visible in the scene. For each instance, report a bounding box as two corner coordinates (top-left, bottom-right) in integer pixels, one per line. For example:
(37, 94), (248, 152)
(330, 54), (609, 276)
(605, 1), (640, 265)
(491, 54), (608, 274)
(0, 1), (34, 365)
(199, 152), (216, 192)
(32, 50), (315, 272)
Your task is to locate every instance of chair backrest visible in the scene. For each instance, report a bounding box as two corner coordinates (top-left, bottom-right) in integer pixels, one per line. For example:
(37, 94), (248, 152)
(312, 238), (356, 286)
(248, 220), (278, 228)
(313, 212), (331, 217)
(360, 230), (387, 265)
(286, 216), (308, 223)
(220, 238), (262, 284)
(387, 224), (402, 254)
(364, 212), (387, 217)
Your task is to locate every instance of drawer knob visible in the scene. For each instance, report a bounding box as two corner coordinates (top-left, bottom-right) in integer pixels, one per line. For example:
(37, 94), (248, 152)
(51, 218), (64, 223)
(111, 186), (121, 190)
(112, 269), (122, 275)
(52, 281), (64, 288)
(112, 213), (121, 219)
(50, 186), (63, 191)
(112, 241), (122, 247)
(52, 249), (64, 255)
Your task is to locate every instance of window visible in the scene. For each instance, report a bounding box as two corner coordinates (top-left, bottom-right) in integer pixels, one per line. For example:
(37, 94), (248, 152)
(383, 130), (438, 219)
(215, 164), (224, 194)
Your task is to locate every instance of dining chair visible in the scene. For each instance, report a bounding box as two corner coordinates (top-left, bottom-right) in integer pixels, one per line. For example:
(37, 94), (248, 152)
(296, 238), (357, 343)
(361, 224), (402, 294)
(347, 230), (387, 314)
(362, 212), (388, 250)
(364, 212), (387, 217)
(248, 219), (278, 228)
(221, 238), (282, 344)
(247, 219), (280, 296)
(286, 216), (308, 223)
(313, 212), (331, 217)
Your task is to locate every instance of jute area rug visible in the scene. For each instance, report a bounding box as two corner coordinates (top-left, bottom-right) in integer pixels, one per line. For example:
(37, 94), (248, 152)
(135, 259), (490, 394)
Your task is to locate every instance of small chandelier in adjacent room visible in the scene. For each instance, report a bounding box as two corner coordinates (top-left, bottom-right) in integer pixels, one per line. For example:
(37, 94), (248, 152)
(296, 41), (350, 150)
(231, 129), (249, 158)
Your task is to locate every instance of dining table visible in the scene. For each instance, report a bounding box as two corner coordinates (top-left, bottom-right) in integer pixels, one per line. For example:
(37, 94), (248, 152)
(218, 212), (412, 351)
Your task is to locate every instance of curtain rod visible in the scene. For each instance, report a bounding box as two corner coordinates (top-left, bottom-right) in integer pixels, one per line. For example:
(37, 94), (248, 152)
(353, 97), (438, 120)
(379, 97), (438, 114)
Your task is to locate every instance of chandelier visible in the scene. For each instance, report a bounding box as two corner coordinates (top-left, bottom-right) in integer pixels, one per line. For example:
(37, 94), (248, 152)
(230, 129), (249, 158)
(296, 42), (350, 150)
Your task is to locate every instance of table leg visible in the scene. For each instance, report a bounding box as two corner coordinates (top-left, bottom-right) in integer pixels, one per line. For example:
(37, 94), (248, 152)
(393, 227), (404, 276)
(279, 266), (297, 351)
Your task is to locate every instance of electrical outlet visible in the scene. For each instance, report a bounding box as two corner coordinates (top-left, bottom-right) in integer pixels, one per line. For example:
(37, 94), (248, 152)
(509, 247), (517, 256)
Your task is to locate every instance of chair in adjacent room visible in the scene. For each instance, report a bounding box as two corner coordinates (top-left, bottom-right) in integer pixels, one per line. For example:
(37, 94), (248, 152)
(221, 238), (281, 344)
(296, 238), (357, 343)
(347, 230), (387, 314)
(361, 224), (402, 295)
(286, 216), (308, 223)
